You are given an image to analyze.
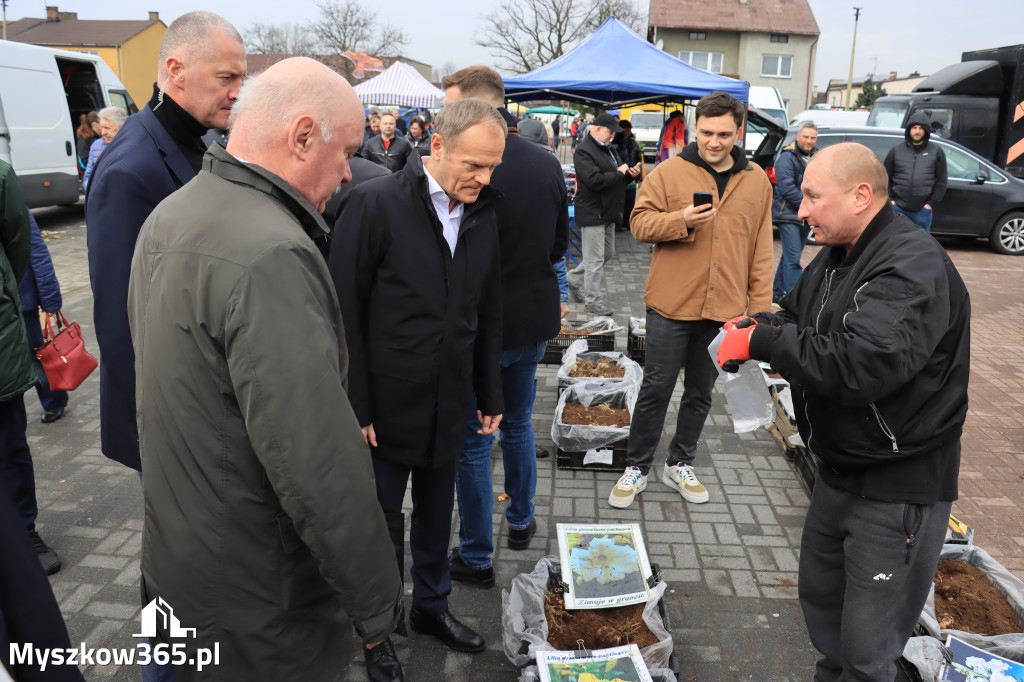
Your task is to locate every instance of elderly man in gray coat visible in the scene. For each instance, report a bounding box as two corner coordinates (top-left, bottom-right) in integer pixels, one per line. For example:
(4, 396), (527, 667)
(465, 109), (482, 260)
(127, 57), (402, 681)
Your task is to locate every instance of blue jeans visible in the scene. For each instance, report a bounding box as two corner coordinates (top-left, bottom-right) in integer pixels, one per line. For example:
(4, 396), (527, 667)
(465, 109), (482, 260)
(455, 342), (545, 569)
(772, 222), (811, 302)
(893, 204), (933, 232)
(23, 311), (70, 413)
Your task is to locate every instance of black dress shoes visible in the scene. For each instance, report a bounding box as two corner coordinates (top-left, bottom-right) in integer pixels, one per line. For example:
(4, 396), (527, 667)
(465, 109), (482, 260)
(507, 518), (537, 550)
(536, 446), (550, 459)
(409, 607), (485, 653)
(29, 529), (61, 575)
(364, 637), (403, 682)
(41, 406), (65, 424)
(448, 548), (495, 588)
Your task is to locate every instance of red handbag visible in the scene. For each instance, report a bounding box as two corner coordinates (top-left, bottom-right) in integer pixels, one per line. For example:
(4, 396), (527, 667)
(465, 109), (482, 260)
(35, 311), (98, 391)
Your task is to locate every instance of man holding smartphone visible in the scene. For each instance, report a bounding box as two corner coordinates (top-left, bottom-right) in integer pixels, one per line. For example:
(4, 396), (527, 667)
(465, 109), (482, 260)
(607, 91), (773, 509)
(568, 112), (642, 315)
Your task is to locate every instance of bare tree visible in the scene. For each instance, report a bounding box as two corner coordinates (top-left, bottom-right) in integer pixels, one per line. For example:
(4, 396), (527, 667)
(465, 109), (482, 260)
(432, 61), (458, 82)
(244, 21), (320, 55)
(312, 0), (408, 80)
(478, 0), (647, 74)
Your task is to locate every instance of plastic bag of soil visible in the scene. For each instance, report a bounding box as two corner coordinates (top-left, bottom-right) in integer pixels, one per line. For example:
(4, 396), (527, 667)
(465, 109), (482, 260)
(559, 316), (624, 337)
(629, 317), (646, 336)
(557, 339), (643, 390)
(917, 544), (1024, 662)
(551, 381), (637, 452)
(517, 665), (678, 682)
(502, 555), (674, 670)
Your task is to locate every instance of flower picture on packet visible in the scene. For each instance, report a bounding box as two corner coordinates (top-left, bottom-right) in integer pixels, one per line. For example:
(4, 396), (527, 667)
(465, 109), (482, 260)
(557, 523), (654, 609)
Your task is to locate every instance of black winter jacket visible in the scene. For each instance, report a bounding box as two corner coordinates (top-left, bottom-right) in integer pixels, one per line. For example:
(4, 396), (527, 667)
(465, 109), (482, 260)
(883, 111), (948, 212)
(362, 134), (414, 172)
(748, 204), (970, 504)
(490, 133), (569, 349)
(573, 132), (631, 226)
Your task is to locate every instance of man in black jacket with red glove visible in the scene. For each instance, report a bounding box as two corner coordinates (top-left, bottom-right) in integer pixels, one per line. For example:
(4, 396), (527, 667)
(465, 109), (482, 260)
(440, 66), (569, 588)
(717, 143), (970, 682)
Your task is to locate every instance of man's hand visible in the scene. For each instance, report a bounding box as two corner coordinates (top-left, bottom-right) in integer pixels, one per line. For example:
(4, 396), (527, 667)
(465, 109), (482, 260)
(617, 163), (630, 174)
(716, 325), (756, 373)
(723, 315), (757, 332)
(627, 163), (642, 177)
(683, 202), (716, 230)
(476, 411), (502, 435)
(361, 424), (377, 447)
(560, 303), (570, 319)
(924, 204), (932, 210)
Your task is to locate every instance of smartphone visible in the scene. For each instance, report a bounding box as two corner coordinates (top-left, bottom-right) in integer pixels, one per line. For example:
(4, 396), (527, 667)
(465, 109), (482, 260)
(693, 191), (714, 208)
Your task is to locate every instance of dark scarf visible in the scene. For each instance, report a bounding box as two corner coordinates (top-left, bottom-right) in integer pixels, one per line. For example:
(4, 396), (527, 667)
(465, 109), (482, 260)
(148, 83), (208, 174)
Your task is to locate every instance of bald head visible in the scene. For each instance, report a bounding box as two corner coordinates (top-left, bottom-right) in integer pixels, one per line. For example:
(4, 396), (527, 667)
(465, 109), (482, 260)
(798, 143), (890, 253)
(227, 57), (365, 213)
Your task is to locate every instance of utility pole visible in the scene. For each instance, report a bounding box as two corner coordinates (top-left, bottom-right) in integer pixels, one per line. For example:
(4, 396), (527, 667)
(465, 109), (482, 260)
(845, 7), (862, 110)
(2, 0), (8, 40)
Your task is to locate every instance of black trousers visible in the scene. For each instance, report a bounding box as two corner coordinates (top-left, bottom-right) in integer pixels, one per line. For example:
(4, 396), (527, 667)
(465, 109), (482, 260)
(799, 471), (950, 681)
(0, 394), (36, 530)
(372, 456), (457, 615)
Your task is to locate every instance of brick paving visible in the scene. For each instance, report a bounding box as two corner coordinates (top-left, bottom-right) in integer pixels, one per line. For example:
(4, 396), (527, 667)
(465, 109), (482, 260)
(24, 204), (1024, 680)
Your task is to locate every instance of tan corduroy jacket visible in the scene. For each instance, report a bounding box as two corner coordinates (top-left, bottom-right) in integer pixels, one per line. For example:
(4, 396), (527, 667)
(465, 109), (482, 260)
(630, 148), (774, 322)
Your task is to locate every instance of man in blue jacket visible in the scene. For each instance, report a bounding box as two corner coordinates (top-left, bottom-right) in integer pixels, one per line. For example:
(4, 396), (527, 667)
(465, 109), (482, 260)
(86, 11), (245, 473)
(772, 121), (817, 302)
(18, 209), (68, 424)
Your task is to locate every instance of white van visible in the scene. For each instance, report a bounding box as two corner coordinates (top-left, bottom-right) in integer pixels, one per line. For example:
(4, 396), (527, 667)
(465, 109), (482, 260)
(745, 86), (788, 154)
(790, 109), (870, 128)
(0, 40), (136, 208)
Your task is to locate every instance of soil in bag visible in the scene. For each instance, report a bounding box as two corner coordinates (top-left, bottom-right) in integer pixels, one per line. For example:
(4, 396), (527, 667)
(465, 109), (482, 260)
(934, 559), (1021, 635)
(561, 403), (631, 428)
(544, 586), (658, 651)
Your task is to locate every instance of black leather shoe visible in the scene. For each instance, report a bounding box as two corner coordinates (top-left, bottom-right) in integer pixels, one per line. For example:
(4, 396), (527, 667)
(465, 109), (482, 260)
(448, 548), (495, 588)
(507, 519), (537, 550)
(41, 406), (65, 424)
(409, 607), (485, 653)
(29, 529), (61, 575)
(364, 637), (403, 682)
(536, 446), (550, 459)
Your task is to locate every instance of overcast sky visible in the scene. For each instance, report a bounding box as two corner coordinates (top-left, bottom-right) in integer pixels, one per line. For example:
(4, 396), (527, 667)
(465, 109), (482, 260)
(6, 0), (1023, 89)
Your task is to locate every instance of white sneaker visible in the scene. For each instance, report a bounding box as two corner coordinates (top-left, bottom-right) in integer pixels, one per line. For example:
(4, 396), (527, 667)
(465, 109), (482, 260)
(608, 467), (647, 508)
(663, 463), (709, 504)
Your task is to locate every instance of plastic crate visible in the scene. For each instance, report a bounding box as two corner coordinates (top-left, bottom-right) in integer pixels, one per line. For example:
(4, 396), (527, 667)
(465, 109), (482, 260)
(555, 438), (629, 471)
(627, 328), (646, 366)
(542, 329), (616, 364)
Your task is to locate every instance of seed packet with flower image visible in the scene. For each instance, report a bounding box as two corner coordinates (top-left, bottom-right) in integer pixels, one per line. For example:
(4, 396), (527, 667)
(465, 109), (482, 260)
(537, 643), (653, 682)
(556, 523), (654, 609)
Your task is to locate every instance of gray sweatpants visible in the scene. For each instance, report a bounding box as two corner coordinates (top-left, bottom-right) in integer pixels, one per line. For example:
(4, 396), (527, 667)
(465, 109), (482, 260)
(799, 471), (951, 682)
(567, 222), (615, 307)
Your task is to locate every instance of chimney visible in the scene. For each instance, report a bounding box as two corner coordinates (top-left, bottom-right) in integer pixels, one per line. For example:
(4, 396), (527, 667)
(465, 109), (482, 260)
(149, 11), (159, 21)
(46, 6), (59, 21)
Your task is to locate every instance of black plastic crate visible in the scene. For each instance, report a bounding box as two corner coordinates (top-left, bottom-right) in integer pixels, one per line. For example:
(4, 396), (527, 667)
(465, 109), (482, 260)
(542, 329), (616, 364)
(627, 328), (646, 366)
(555, 438), (629, 471)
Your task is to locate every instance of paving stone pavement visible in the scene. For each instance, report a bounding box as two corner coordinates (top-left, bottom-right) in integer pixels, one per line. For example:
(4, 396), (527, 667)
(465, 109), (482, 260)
(25, 204), (1024, 681)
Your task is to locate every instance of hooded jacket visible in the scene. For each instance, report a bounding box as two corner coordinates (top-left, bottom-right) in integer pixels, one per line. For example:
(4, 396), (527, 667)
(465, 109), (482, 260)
(630, 142), (774, 321)
(128, 144), (402, 680)
(772, 141), (814, 224)
(883, 111), (948, 212)
(748, 204), (969, 504)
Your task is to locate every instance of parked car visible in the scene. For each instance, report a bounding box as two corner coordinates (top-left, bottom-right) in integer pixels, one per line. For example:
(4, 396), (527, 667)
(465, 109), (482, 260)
(756, 125), (1024, 255)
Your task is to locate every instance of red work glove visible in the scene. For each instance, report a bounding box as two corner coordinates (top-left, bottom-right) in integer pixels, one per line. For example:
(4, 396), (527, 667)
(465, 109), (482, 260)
(723, 315), (757, 332)
(717, 325), (756, 373)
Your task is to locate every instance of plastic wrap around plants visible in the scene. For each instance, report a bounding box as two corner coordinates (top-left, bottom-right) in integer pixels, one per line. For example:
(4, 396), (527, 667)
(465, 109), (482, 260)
(551, 381), (638, 452)
(915, 544), (1024, 663)
(561, 316), (623, 336)
(629, 317), (646, 336)
(502, 555), (674, 670)
(557, 339), (643, 390)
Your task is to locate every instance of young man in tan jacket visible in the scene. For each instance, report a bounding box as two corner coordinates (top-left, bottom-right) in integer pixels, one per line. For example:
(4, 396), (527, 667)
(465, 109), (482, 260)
(608, 92), (774, 509)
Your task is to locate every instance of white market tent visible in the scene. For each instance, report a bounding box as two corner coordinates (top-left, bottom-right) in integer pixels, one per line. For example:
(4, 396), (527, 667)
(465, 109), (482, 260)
(352, 61), (445, 108)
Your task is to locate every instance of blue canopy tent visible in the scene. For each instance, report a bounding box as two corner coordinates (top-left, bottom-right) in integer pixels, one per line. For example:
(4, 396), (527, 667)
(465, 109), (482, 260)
(502, 18), (749, 107)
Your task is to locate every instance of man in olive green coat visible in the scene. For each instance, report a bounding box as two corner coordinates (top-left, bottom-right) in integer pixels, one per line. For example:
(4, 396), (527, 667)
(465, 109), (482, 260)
(127, 58), (402, 681)
(0, 160), (62, 575)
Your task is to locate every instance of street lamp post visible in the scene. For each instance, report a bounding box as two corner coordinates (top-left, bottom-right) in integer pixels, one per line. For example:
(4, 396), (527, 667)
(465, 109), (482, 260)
(845, 7), (862, 110)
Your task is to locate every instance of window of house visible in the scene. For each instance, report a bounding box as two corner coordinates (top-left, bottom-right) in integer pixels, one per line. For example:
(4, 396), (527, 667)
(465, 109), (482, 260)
(770, 34), (789, 43)
(679, 51), (724, 73)
(689, 31), (706, 40)
(761, 54), (793, 78)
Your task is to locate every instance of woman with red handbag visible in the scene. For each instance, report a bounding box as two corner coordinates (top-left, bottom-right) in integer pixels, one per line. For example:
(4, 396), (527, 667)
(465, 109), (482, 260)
(17, 206), (69, 424)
